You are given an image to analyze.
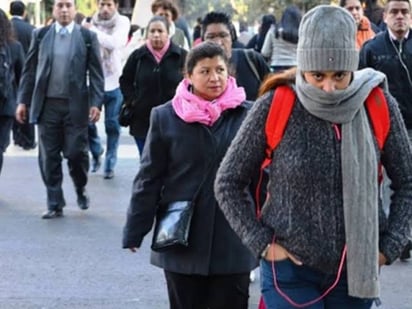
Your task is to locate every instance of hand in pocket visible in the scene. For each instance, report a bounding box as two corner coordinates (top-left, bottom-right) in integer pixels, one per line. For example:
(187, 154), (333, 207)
(264, 243), (303, 265)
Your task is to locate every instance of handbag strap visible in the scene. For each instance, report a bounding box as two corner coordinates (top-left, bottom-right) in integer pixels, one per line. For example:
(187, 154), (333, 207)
(191, 152), (221, 202)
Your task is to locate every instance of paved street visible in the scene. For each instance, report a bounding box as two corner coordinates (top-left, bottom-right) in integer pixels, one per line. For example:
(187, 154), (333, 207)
(0, 128), (411, 309)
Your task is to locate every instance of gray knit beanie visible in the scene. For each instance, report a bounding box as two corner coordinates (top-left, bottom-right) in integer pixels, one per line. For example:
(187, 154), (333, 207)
(297, 5), (359, 72)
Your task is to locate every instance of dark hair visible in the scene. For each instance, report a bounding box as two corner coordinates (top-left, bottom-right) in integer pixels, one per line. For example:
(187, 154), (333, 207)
(339, 0), (349, 7)
(254, 14), (276, 52)
(0, 9), (14, 47)
(229, 22), (238, 42)
(201, 11), (232, 41)
(146, 15), (170, 34)
(260, 14), (276, 37)
(185, 41), (229, 75)
(275, 5), (302, 44)
(151, 0), (179, 21)
(9, 0), (25, 16)
(384, 0), (411, 11)
(74, 12), (85, 24)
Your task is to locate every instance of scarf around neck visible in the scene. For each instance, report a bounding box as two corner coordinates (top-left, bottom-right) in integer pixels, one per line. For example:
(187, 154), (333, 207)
(146, 38), (171, 63)
(295, 68), (387, 298)
(92, 12), (119, 76)
(172, 76), (246, 126)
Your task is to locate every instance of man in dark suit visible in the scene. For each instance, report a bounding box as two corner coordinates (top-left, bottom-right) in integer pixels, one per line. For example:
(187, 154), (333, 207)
(16, 0), (104, 219)
(9, 0), (36, 150)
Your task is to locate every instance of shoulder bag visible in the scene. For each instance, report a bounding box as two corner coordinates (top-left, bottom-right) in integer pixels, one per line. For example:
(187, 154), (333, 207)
(151, 156), (217, 252)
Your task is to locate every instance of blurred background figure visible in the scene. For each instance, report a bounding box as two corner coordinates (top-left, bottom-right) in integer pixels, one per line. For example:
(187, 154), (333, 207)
(202, 11), (270, 101)
(229, 21), (246, 49)
(9, 0), (36, 151)
(0, 8), (24, 174)
(261, 6), (302, 73)
(238, 20), (253, 46)
(246, 14), (276, 53)
(83, 0), (130, 179)
(120, 16), (187, 156)
(340, 0), (378, 49)
(151, 0), (189, 50)
(192, 16), (202, 43)
(363, 0), (386, 31)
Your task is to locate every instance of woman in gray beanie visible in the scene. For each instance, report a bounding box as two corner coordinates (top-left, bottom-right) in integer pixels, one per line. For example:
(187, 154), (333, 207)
(214, 5), (412, 309)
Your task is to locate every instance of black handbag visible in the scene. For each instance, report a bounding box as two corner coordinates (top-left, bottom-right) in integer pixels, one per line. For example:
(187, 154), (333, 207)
(118, 102), (134, 127)
(151, 201), (194, 252)
(151, 158), (216, 252)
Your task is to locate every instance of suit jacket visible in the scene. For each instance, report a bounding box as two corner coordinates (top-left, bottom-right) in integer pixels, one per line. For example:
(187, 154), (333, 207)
(10, 17), (34, 54)
(18, 23), (104, 126)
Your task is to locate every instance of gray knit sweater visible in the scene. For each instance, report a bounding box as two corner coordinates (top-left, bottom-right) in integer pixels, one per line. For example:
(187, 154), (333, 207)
(214, 89), (412, 275)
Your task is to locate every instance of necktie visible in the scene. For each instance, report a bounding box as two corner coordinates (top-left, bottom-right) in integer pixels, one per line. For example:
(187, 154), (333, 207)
(59, 27), (68, 37)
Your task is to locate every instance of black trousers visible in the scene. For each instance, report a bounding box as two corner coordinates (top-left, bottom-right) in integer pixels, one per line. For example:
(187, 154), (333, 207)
(164, 271), (250, 309)
(0, 116), (14, 174)
(37, 99), (89, 210)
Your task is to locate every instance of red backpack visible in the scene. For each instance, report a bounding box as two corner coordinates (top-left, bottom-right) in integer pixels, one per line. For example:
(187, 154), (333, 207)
(257, 85), (390, 309)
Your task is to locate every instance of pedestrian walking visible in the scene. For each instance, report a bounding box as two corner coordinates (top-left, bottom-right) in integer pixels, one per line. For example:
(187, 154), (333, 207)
(359, 0), (412, 261)
(83, 0), (130, 179)
(119, 15), (186, 155)
(0, 9), (24, 175)
(123, 42), (257, 309)
(215, 5), (412, 308)
(9, 0), (36, 150)
(15, 0), (104, 219)
(260, 5), (302, 73)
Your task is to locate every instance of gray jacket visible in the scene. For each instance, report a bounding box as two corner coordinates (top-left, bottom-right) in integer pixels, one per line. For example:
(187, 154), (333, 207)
(18, 23), (104, 126)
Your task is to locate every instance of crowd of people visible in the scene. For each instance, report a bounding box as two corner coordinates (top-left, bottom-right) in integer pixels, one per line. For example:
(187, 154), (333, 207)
(0, 0), (411, 308)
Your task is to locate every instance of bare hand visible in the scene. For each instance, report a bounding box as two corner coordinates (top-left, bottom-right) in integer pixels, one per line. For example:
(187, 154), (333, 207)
(83, 22), (92, 30)
(89, 107), (100, 123)
(379, 252), (387, 267)
(16, 104), (27, 124)
(128, 247), (138, 253)
(264, 243), (303, 265)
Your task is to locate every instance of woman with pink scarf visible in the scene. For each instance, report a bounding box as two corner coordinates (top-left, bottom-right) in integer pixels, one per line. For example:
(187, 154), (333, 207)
(120, 15), (186, 155)
(123, 42), (257, 309)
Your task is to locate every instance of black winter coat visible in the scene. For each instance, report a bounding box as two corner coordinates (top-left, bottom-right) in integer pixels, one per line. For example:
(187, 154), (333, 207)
(122, 101), (258, 275)
(359, 31), (412, 128)
(119, 43), (186, 138)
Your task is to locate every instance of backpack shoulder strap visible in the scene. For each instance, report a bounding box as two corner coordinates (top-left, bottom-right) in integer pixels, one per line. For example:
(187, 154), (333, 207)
(256, 85), (295, 218)
(365, 87), (390, 151)
(262, 85), (296, 169)
(244, 49), (261, 82)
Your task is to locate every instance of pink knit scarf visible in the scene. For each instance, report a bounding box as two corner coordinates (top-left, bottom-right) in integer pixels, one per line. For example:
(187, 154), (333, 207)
(146, 39), (171, 63)
(172, 76), (246, 126)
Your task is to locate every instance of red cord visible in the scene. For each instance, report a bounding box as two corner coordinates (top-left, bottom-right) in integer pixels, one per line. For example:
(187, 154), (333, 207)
(270, 238), (347, 308)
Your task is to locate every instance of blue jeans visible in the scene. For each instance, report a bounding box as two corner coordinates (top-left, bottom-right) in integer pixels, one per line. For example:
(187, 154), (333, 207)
(260, 259), (374, 309)
(88, 88), (123, 172)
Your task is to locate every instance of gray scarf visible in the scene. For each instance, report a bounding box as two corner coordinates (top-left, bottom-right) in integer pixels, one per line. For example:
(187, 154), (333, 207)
(92, 12), (119, 76)
(295, 68), (387, 298)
